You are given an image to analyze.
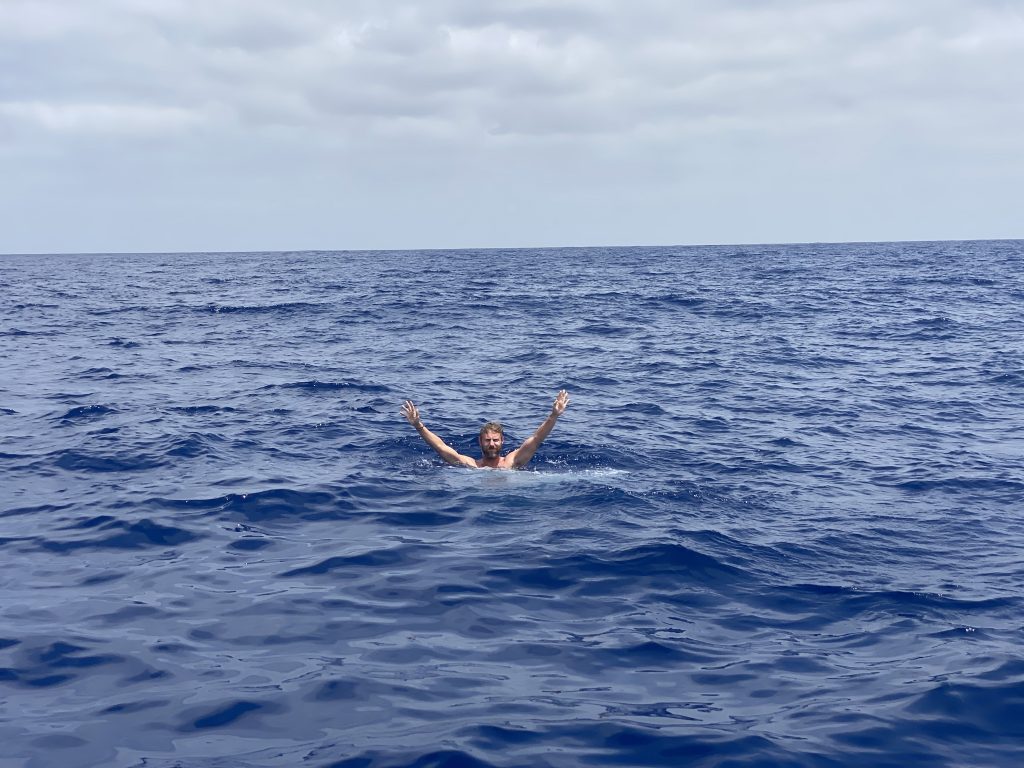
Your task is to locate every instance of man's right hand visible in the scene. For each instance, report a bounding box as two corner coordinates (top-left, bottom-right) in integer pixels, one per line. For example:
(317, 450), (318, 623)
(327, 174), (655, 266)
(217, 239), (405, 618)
(401, 400), (421, 426)
(551, 389), (570, 417)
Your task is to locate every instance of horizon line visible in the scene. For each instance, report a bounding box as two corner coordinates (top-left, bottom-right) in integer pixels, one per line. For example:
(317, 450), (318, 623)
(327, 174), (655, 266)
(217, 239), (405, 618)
(2, 235), (1021, 258)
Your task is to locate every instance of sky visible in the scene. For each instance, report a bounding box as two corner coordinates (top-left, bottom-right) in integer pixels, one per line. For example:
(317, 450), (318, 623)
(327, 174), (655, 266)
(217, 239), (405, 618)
(2, 0), (1022, 254)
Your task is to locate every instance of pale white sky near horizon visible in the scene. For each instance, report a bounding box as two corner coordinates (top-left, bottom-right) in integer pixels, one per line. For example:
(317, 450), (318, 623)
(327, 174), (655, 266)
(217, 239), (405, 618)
(2, 0), (1022, 254)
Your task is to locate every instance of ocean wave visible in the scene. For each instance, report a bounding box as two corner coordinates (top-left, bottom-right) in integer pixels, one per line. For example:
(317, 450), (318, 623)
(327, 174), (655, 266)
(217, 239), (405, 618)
(484, 542), (748, 596)
(1, 327), (58, 337)
(52, 448), (165, 473)
(56, 404), (116, 421)
(33, 516), (202, 552)
(200, 301), (327, 315)
(281, 545), (421, 578)
(0, 637), (161, 690)
(108, 337), (141, 347)
(75, 367), (125, 380)
(169, 404), (238, 415)
(268, 380), (390, 393)
(0, 502), (75, 519)
(87, 304), (151, 316)
(150, 487), (345, 522)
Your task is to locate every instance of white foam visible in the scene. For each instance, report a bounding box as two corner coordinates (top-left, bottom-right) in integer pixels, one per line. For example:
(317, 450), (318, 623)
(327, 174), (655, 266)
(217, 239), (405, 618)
(442, 466), (628, 489)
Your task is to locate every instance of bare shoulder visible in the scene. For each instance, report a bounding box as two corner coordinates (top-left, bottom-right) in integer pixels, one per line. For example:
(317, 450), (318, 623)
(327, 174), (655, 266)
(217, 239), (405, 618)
(501, 452), (524, 469)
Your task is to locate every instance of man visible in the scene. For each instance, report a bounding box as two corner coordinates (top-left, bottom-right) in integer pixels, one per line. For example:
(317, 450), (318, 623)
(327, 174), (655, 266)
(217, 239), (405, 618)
(402, 390), (570, 469)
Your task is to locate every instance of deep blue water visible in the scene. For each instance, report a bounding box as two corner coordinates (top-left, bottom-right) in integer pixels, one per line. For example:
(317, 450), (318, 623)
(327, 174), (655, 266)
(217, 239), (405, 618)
(1, 241), (1023, 768)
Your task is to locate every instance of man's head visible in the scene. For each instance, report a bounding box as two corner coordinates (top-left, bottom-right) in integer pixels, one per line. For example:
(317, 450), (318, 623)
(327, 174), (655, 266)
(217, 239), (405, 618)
(478, 421), (504, 458)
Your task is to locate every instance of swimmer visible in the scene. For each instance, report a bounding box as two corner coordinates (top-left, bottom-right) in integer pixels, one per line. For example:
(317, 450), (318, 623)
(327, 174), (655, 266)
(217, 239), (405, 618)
(402, 390), (570, 469)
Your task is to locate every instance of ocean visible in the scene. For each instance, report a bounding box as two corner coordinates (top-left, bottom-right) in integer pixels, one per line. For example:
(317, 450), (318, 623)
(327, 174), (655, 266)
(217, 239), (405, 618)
(1, 241), (1022, 767)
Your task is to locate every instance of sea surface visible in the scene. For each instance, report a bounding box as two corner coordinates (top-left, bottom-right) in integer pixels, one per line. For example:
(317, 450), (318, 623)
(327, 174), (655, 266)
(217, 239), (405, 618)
(1, 241), (1023, 768)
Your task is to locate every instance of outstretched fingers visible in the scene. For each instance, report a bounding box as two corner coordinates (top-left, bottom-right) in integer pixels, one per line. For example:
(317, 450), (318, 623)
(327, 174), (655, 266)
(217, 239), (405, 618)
(552, 389), (570, 415)
(401, 400), (420, 425)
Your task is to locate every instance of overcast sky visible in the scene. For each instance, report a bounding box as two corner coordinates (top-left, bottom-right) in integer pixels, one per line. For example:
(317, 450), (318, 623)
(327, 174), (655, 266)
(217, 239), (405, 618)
(2, 0), (1022, 253)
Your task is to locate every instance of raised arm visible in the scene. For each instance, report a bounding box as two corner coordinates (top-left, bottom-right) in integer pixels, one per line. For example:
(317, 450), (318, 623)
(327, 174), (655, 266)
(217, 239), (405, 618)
(509, 390), (570, 468)
(402, 400), (477, 468)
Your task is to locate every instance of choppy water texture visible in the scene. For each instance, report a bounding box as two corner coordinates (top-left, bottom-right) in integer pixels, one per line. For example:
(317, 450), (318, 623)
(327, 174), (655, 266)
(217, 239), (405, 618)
(2, 241), (1023, 768)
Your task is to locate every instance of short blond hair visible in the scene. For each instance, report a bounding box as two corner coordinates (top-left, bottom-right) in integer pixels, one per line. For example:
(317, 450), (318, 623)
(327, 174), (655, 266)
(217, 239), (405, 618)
(479, 421), (504, 438)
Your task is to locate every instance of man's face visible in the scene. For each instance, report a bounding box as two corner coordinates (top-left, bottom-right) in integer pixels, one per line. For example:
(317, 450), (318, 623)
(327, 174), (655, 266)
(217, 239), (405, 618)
(479, 430), (503, 458)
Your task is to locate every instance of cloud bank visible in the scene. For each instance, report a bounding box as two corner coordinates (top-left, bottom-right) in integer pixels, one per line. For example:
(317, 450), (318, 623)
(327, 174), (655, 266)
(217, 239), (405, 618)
(2, 0), (1022, 251)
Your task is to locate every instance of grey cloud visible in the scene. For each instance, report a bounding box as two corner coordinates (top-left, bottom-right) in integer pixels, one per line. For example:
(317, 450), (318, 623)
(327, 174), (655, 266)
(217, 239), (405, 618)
(2, 0), (1022, 252)
(443, 0), (608, 38)
(4, 0), (1022, 142)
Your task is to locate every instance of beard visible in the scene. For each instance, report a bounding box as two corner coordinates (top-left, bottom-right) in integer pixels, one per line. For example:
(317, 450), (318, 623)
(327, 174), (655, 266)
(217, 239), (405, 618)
(481, 444), (502, 458)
